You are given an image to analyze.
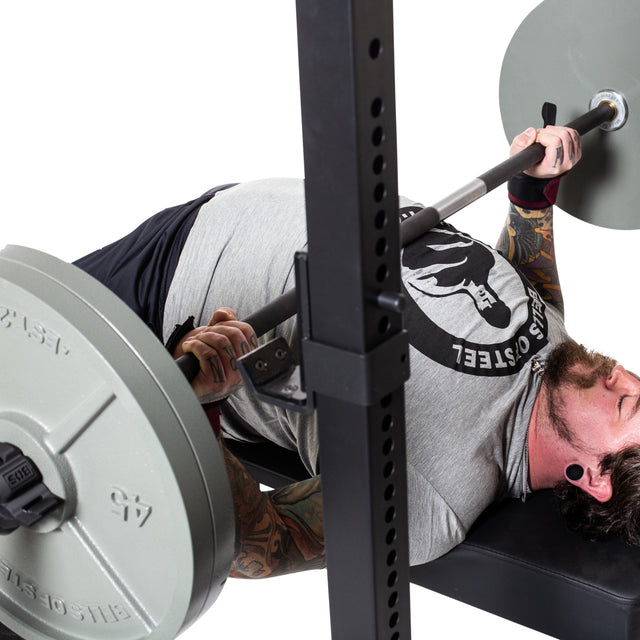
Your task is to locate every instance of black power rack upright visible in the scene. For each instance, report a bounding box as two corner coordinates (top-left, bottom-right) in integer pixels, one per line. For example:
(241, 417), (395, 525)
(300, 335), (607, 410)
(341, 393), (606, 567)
(296, 1), (411, 638)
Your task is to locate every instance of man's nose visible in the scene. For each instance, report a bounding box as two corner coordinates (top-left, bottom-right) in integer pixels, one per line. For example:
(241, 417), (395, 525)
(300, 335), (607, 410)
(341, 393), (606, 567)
(607, 365), (640, 392)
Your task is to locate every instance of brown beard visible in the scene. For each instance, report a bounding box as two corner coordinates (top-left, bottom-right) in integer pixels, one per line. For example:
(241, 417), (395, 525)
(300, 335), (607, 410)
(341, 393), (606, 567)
(542, 340), (617, 445)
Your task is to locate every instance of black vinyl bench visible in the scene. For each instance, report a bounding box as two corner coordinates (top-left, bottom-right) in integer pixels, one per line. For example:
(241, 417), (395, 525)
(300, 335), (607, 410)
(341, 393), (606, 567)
(227, 439), (640, 640)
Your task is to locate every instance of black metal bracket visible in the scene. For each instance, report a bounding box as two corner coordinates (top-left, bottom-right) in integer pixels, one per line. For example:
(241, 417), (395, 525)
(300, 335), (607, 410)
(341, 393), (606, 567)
(238, 250), (410, 412)
(302, 330), (410, 405)
(238, 330), (411, 412)
(238, 250), (313, 412)
(238, 336), (311, 412)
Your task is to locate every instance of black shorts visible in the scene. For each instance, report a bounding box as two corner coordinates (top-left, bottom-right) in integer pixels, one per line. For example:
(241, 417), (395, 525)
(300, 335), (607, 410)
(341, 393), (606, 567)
(74, 184), (235, 340)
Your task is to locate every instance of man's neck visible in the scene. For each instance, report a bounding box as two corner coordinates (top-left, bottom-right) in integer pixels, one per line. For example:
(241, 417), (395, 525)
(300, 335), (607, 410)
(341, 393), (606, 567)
(527, 385), (573, 490)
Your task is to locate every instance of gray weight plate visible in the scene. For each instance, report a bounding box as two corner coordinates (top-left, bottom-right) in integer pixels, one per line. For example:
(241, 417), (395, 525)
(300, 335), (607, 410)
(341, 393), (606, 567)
(0, 245), (234, 639)
(500, 0), (640, 230)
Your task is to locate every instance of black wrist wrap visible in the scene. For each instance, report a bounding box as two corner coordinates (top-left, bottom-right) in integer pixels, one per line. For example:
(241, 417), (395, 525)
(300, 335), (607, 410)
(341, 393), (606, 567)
(508, 172), (561, 209)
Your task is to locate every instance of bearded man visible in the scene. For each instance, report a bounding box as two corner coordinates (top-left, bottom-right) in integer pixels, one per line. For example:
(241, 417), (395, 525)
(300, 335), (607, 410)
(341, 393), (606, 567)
(73, 125), (640, 577)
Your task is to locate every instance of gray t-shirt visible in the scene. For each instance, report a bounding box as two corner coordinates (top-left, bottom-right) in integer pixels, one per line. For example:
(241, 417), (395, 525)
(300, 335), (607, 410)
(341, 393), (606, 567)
(165, 178), (569, 565)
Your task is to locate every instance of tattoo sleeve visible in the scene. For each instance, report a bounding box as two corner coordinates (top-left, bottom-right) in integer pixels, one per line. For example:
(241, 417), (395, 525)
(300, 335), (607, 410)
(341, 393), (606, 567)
(219, 439), (325, 578)
(496, 202), (564, 316)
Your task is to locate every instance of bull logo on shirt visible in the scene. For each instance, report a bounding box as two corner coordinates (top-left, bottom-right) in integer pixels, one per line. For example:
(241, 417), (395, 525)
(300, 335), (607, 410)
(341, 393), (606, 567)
(400, 222), (549, 377)
(402, 230), (511, 329)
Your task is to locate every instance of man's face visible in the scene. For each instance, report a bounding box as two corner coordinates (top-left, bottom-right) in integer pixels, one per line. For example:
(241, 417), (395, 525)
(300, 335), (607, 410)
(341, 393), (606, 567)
(546, 343), (640, 455)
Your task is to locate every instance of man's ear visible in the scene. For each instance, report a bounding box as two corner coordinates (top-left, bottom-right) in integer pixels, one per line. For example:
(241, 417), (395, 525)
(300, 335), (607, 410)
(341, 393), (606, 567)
(565, 464), (613, 502)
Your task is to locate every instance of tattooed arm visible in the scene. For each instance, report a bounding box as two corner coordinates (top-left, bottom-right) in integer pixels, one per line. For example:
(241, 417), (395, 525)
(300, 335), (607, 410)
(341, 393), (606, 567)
(497, 202), (564, 314)
(172, 308), (325, 576)
(496, 126), (582, 316)
(220, 438), (326, 578)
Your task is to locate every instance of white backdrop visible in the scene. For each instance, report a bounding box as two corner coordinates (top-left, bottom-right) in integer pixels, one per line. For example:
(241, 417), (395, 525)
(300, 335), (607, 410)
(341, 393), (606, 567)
(2, 1), (636, 638)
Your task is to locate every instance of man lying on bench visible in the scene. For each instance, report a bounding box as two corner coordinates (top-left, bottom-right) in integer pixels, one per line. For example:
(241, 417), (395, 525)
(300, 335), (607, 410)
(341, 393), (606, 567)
(74, 125), (640, 579)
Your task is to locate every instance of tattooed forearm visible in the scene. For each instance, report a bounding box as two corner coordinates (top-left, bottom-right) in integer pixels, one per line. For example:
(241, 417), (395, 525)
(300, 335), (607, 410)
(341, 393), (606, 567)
(220, 439), (325, 578)
(496, 202), (564, 315)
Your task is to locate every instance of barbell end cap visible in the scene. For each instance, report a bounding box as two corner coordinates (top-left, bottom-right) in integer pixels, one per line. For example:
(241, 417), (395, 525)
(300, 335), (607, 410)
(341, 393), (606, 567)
(590, 89), (629, 131)
(602, 101), (618, 121)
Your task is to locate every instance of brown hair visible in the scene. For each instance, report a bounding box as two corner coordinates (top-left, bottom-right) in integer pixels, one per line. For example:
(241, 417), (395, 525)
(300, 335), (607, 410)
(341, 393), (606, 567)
(555, 444), (640, 546)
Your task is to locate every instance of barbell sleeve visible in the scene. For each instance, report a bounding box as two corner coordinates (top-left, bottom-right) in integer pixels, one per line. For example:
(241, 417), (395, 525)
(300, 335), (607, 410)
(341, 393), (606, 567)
(176, 101), (616, 382)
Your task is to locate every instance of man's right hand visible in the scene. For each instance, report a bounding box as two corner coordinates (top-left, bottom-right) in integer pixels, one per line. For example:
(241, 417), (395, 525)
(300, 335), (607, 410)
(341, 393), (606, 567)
(510, 125), (582, 179)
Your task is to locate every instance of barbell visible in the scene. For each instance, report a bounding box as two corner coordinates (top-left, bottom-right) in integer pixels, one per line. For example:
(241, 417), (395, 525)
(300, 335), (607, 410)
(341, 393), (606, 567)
(1, 0), (639, 637)
(175, 94), (623, 380)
